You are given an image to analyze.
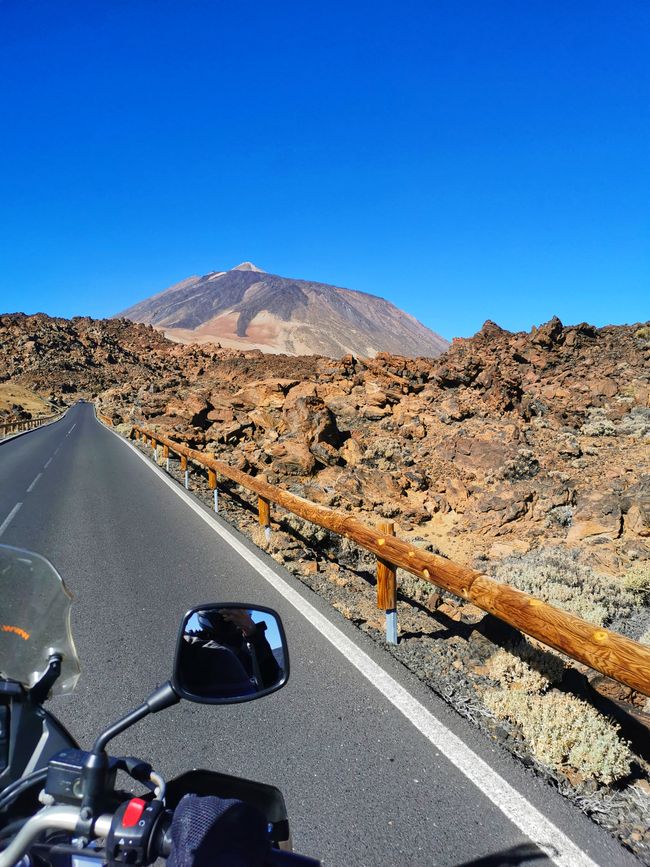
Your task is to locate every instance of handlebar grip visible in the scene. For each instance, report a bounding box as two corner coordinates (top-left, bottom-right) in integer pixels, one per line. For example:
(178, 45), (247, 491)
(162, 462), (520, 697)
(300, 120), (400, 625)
(166, 794), (269, 867)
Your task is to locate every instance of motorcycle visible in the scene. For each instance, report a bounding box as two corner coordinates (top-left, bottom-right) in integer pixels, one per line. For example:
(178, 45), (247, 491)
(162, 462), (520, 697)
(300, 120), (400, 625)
(0, 543), (320, 866)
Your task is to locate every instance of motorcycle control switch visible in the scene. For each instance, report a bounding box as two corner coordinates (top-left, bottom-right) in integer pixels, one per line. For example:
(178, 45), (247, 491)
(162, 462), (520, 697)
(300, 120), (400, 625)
(106, 797), (164, 865)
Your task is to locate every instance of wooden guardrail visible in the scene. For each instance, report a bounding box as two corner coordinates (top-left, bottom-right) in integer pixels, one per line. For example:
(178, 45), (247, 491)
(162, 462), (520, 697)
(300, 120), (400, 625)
(0, 412), (62, 440)
(126, 422), (650, 697)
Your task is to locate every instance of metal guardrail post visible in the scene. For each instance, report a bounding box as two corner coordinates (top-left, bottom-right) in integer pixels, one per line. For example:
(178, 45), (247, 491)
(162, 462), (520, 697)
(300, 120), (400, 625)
(376, 521), (398, 644)
(208, 469), (218, 512)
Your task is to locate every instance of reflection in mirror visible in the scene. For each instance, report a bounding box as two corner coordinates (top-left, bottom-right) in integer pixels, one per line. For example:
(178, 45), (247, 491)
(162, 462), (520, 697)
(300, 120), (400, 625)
(175, 605), (288, 703)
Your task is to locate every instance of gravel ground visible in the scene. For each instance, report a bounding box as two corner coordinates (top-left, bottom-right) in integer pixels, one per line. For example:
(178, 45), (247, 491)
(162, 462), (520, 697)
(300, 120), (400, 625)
(133, 435), (650, 864)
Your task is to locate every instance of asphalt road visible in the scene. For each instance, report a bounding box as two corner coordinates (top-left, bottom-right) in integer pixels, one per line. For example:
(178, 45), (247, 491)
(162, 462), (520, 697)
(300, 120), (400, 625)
(0, 403), (637, 866)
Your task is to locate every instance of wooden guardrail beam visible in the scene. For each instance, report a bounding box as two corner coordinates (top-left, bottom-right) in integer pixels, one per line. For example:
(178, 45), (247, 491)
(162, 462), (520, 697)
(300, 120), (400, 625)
(128, 424), (650, 696)
(1, 412), (61, 439)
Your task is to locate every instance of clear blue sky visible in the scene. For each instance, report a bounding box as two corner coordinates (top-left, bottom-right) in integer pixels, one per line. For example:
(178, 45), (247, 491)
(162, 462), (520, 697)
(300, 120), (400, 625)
(0, 0), (648, 340)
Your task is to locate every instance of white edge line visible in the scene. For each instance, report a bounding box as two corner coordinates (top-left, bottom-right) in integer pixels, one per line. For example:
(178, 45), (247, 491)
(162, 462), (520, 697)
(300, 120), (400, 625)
(103, 422), (599, 867)
(44, 458), (53, 468)
(27, 473), (43, 493)
(0, 502), (22, 537)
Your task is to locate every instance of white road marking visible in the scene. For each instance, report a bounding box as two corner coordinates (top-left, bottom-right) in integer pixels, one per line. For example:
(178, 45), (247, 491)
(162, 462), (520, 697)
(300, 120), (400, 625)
(67, 423), (76, 436)
(44, 458), (53, 468)
(27, 473), (42, 492)
(0, 503), (22, 537)
(108, 425), (599, 867)
(54, 447), (60, 454)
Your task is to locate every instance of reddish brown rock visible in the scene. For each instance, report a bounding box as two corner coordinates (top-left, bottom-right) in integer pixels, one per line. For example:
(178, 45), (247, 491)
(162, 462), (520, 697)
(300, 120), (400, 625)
(2, 310), (649, 582)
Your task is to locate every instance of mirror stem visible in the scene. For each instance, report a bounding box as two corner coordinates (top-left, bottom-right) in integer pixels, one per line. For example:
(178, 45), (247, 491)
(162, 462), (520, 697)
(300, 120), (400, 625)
(91, 681), (180, 755)
(79, 682), (180, 829)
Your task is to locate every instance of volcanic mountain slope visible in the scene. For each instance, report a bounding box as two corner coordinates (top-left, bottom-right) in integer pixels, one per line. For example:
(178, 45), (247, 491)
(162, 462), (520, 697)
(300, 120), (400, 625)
(117, 262), (449, 358)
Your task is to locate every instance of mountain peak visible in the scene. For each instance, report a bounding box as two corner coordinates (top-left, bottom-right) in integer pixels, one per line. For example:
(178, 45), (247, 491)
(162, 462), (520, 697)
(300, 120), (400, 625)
(116, 265), (449, 358)
(232, 262), (264, 272)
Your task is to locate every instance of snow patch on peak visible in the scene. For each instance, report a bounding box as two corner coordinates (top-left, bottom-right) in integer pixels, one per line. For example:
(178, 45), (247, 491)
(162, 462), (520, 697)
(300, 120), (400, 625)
(232, 262), (264, 272)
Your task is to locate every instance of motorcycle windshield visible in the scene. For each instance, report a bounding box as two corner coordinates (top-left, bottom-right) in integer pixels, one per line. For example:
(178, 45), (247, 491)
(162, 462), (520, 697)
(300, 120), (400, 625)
(0, 544), (80, 695)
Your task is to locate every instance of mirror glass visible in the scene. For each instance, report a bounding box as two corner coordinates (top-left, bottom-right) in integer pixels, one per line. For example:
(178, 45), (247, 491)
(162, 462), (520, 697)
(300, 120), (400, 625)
(174, 605), (289, 703)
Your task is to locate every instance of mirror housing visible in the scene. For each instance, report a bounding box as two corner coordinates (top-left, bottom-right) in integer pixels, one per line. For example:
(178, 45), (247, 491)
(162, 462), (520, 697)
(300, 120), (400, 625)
(172, 604), (289, 704)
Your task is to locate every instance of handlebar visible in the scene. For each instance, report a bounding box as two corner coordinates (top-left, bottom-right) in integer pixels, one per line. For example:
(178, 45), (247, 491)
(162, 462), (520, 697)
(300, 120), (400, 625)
(0, 806), (112, 867)
(0, 801), (321, 867)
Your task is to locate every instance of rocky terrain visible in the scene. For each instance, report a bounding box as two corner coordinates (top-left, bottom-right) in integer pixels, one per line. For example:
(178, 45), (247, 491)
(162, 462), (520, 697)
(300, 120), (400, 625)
(3, 309), (650, 858)
(113, 316), (649, 583)
(3, 311), (649, 584)
(117, 261), (449, 358)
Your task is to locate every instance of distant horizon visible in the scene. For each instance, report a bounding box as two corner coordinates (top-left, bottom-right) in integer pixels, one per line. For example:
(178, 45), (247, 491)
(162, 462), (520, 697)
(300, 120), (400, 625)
(3, 255), (647, 346)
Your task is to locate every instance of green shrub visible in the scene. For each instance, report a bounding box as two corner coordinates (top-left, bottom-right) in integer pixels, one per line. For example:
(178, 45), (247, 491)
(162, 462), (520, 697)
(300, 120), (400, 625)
(491, 548), (638, 626)
(634, 325), (650, 340)
(484, 689), (632, 785)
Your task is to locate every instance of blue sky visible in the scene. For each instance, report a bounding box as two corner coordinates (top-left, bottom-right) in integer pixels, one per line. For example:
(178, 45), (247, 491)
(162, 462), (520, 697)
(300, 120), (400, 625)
(0, 0), (648, 340)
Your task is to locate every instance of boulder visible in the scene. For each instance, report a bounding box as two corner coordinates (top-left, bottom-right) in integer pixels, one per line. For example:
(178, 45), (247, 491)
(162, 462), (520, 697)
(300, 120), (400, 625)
(567, 492), (622, 542)
(265, 441), (316, 475)
(283, 396), (341, 447)
(232, 379), (299, 410)
(163, 393), (210, 426)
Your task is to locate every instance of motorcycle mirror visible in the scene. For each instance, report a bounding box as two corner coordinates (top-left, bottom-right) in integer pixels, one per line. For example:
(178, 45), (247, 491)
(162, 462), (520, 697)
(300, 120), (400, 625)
(172, 604), (290, 704)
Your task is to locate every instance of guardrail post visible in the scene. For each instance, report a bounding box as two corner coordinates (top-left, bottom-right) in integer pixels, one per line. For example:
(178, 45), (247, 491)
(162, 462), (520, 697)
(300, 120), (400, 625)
(258, 496), (271, 542)
(376, 520), (398, 644)
(208, 469), (219, 512)
(163, 444), (169, 472)
(180, 455), (189, 489)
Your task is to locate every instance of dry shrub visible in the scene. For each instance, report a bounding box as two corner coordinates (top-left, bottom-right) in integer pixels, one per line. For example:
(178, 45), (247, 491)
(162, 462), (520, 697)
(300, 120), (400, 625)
(491, 548), (638, 626)
(484, 689), (632, 785)
(618, 406), (650, 439)
(580, 408), (616, 437)
(623, 564), (650, 603)
(486, 640), (564, 694)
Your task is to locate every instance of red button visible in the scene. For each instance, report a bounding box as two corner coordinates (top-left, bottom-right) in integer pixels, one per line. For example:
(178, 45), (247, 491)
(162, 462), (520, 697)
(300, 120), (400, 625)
(123, 798), (147, 827)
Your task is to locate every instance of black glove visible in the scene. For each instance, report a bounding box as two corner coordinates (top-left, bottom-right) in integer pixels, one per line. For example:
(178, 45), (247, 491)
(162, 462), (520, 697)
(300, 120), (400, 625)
(168, 794), (269, 867)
